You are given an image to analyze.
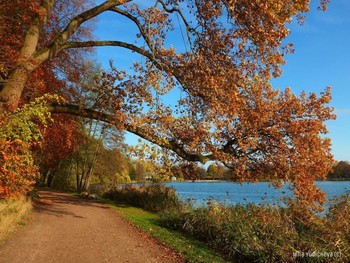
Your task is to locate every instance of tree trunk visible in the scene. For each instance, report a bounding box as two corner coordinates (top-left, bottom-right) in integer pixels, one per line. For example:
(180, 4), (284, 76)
(0, 0), (104, 113)
(0, 67), (31, 112)
(65, 162), (73, 189)
(81, 150), (99, 192)
(42, 169), (49, 186)
(46, 169), (56, 188)
(75, 155), (81, 191)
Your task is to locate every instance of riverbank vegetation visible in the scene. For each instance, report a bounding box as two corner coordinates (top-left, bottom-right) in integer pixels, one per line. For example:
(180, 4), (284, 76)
(105, 185), (350, 263)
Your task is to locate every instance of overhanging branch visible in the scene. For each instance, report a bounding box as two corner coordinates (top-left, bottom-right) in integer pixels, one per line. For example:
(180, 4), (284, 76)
(47, 102), (213, 163)
(62, 40), (165, 72)
(63, 40), (150, 58)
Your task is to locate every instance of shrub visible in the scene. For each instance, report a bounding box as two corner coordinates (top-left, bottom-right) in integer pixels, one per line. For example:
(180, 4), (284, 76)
(0, 140), (39, 199)
(0, 95), (63, 199)
(103, 184), (182, 212)
(161, 203), (297, 262)
(326, 194), (350, 258)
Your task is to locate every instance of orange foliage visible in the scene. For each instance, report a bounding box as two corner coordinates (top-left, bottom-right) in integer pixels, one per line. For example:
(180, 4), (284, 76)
(0, 0), (38, 73)
(0, 140), (38, 199)
(35, 115), (82, 172)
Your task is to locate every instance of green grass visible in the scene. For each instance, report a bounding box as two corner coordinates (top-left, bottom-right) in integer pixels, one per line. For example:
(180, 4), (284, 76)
(110, 203), (229, 263)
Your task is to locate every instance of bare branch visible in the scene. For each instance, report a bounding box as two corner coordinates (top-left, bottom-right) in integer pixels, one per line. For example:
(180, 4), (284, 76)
(108, 7), (155, 54)
(155, 0), (199, 53)
(156, 0), (197, 41)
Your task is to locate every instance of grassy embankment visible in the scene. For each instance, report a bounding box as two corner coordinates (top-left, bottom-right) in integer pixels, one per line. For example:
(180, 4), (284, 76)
(104, 184), (350, 263)
(0, 196), (32, 243)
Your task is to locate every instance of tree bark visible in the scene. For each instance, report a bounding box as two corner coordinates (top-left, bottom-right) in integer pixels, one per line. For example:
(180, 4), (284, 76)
(0, 0), (53, 112)
(0, 67), (32, 111)
(46, 169), (56, 188)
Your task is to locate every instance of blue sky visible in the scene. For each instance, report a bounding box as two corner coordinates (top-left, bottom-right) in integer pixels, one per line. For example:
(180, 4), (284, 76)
(94, 1), (350, 162)
(270, 0), (350, 162)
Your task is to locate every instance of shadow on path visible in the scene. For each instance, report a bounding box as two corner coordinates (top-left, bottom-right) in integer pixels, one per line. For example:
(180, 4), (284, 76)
(32, 190), (106, 218)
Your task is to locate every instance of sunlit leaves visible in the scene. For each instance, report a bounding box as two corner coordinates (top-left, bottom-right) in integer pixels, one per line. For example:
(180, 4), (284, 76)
(0, 95), (63, 199)
(0, 139), (38, 199)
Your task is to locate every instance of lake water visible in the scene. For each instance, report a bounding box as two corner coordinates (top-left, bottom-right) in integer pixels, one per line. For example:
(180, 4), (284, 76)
(166, 181), (350, 208)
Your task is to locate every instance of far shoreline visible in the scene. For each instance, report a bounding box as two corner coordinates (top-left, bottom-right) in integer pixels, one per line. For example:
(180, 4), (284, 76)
(175, 179), (350, 183)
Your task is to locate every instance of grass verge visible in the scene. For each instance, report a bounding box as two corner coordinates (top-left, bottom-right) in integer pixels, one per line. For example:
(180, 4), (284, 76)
(0, 196), (32, 243)
(110, 203), (229, 263)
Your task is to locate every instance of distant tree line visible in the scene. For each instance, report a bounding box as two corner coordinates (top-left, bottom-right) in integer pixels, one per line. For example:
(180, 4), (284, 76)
(327, 161), (350, 180)
(43, 131), (350, 192)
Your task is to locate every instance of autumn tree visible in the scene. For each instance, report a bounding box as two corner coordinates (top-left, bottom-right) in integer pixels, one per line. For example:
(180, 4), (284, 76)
(33, 115), (81, 187)
(93, 148), (130, 185)
(0, 95), (62, 198)
(0, 0), (97, 192)
(0, 0), (95, 108)
(0, 0), (334, 209)
(175, 163), (200, 181)
(206, 163), (226, 180)
(328, 161), (350, 180)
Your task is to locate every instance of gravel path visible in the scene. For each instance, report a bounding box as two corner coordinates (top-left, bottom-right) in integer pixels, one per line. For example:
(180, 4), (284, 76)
(0, 190), (180, 263)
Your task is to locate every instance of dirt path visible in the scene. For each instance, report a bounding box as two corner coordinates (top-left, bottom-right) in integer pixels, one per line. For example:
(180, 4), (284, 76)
(0, 190), (180, 263)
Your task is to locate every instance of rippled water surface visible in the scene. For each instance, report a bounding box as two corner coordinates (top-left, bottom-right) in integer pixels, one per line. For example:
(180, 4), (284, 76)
(166, 181), (350, 207)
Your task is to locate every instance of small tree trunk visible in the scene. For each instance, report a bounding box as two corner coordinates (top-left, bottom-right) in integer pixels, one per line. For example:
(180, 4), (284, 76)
(65, 162), (73, 189)
(81, 154), (98, 192)
(46, 169), (56, 187)
(75, 156), (81, 191)
(42, 169), (49, 185)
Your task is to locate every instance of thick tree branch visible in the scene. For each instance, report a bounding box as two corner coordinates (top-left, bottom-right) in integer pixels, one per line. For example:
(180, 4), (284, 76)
(62, 40), (170, 73)
(34, 0), (131, 64)
(62, 40), (154, 60)
(47, 102), (212, 163)
(63, 39), (185, 89)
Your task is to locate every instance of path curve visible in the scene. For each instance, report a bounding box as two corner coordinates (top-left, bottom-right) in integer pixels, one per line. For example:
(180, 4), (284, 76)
(0, 190), (180, 263)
